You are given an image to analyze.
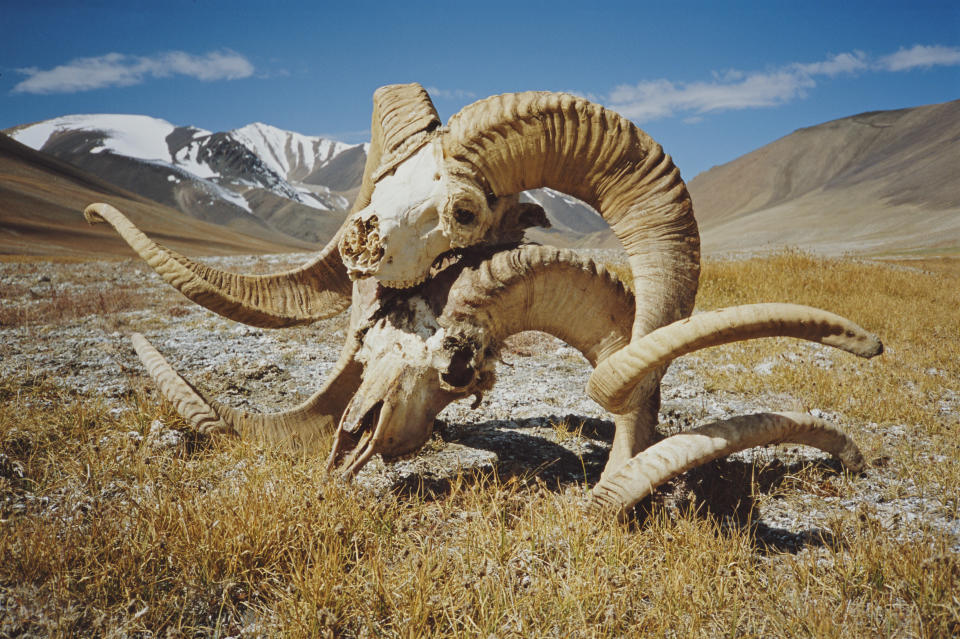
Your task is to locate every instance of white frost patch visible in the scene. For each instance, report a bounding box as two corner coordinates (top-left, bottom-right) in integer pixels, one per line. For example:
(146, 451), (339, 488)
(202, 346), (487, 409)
(212, 184), (252, 213)
(753, 360), (778, 376)
(296, 190), (331, 211)
(147, 419), (183, 450)
(172, 140), (217, 179)
(523, 187), (590, 209)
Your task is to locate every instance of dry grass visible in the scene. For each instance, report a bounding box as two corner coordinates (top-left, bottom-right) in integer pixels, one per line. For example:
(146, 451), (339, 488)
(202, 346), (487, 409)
(0, 259), (185, 327)
(0, 286), (149, 327)
(2, 251), (958, 637)
(691, 251), (959, 490)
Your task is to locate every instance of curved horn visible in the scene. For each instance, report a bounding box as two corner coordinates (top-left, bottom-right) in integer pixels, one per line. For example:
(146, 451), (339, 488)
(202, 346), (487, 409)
(86, 203), (351, 328)
(590, 412), (865, 514)
(441, 244), (659, 465)
(441, 245), (634, 366)
(132, 332), (361, 451)
(588, 303), (883, 413)
(442, 92), (700, 367)
(359, 82), (441, 208)
(85, 84), (440, 328)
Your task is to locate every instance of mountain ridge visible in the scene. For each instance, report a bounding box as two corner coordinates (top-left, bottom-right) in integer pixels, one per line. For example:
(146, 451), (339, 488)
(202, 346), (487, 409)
(7, 114), (359, 243)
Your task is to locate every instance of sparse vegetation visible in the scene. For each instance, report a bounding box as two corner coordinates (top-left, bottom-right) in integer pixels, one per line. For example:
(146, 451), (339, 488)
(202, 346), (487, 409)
(0, 258), (180, 328)
(695, 251), (959, 455)
(1, 251), (958, 637)
(0, 286), (148, 327)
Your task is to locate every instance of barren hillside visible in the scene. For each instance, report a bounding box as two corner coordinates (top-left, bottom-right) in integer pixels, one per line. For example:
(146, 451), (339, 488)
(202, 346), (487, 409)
(688, 99), (960, 256)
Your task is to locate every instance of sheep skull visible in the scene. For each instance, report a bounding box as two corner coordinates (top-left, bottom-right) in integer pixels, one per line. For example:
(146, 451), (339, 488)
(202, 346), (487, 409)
(326, 295), (495, 475)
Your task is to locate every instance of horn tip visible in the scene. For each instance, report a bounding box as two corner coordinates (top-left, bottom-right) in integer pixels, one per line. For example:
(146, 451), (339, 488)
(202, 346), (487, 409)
(83, 203), (109, 224)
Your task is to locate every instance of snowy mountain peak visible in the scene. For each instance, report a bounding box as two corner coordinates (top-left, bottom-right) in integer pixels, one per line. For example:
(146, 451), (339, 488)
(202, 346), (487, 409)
(12, 114), (189, 163)
(230, 122), (361, 183)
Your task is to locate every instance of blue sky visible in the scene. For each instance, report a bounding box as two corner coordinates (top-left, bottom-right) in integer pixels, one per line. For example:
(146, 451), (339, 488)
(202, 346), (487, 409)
(2, 0), (958, 179)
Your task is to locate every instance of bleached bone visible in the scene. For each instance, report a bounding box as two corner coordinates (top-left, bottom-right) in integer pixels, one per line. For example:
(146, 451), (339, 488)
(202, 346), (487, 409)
(86, 85), (883, 516)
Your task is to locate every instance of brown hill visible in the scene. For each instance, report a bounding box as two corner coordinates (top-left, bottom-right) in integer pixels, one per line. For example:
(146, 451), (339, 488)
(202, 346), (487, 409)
(0, 134), (317, 258)
(688, 99), (960, 256)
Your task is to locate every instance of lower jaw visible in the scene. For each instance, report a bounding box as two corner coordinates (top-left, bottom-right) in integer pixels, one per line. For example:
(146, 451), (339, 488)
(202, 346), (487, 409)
(341, 443), (376, 476)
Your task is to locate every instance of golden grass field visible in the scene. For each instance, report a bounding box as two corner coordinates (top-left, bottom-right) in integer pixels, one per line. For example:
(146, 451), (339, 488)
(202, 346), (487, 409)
(1, 251), (958, 637)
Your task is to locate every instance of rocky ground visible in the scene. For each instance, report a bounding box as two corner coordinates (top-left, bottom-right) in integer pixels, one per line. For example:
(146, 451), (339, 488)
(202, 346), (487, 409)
(2, 251), (957, 556)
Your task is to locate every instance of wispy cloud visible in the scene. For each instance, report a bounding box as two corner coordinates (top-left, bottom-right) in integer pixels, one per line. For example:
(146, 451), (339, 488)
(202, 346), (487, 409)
(425, 86), (476, 100)
(607, 45), (959, 123)
(877, 44), (960, 71)
(609, 71), (817, 121)
(12, 50), (254, 94)
(793, 51), (869, 76)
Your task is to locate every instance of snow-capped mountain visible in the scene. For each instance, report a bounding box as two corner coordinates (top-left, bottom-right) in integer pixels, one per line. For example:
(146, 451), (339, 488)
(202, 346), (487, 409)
(230, 122), (365, 186)
(6, 114), (607, 246)
(8, 114), (365, 242)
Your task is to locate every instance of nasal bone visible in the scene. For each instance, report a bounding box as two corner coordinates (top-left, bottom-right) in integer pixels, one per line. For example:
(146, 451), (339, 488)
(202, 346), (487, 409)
(341, 213), (384, 271)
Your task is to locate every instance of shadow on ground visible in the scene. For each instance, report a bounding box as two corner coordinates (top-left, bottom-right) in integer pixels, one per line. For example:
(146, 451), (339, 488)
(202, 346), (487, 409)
(384, 413), (851, 555)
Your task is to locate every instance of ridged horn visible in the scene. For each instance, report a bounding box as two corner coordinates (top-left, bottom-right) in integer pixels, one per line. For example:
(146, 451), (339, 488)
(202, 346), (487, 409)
(86, 203), (351, 328)
(361, 82), (441, 202)
(590, 412), (865, 514)
(442, 245), (634, 367)
(442, 92), (700, 361)
(132, 333), (361, 451)
(588, 303), (883, 413)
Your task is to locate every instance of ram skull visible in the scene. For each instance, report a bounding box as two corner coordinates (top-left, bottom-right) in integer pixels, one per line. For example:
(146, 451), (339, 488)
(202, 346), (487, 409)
(83, 84), (883, 514)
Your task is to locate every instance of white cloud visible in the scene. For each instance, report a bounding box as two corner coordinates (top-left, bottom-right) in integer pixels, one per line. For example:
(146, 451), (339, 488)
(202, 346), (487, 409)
(424, 86), (476, 100)
(877, 44), (960, 71)
(609, 68), (816, 121)
(793, 51), (868, 76)
(12, 50), (254, 94)
(605, 45), (957, 123)
(152, 51), (253, 81)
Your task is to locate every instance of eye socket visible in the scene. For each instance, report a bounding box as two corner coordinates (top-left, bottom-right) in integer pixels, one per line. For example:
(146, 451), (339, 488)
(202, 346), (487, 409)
(453, 208), (476, 225)
(440, 344), (476, 389)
